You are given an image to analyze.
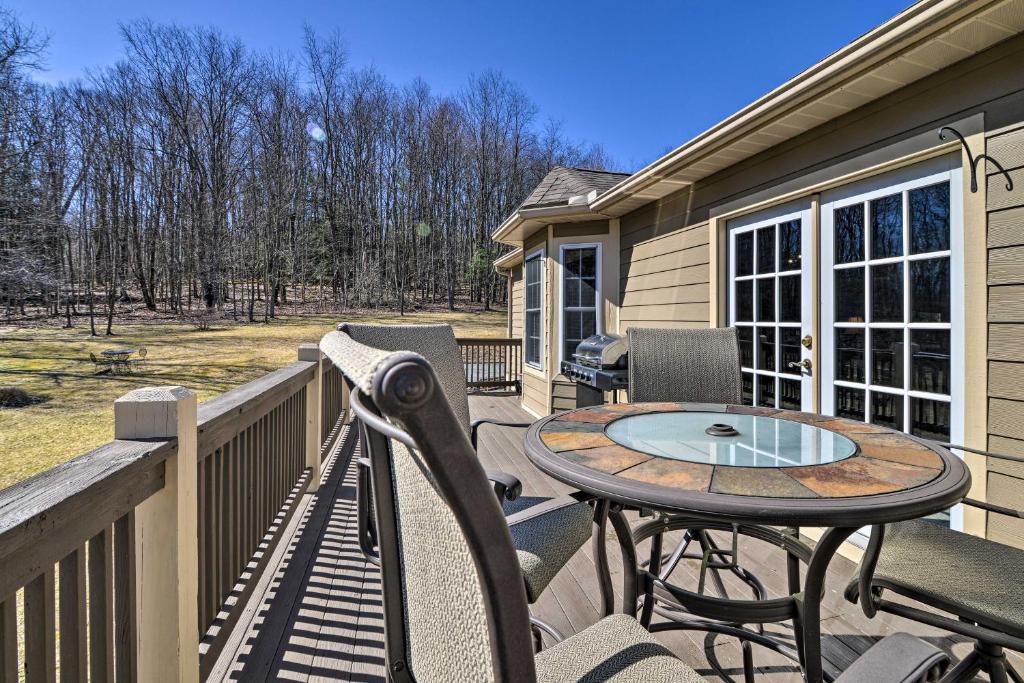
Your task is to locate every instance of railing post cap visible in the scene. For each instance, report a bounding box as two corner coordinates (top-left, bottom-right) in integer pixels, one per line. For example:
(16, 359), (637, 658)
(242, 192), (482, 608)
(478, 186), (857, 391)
(115, 385), (195, 404)
(298, 343), (323, 362)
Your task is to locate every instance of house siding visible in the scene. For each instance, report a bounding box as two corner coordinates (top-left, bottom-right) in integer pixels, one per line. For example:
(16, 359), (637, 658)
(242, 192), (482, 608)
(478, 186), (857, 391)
(986, 124), (1024, 548)
(615, 32), (1024, 544)
(509, 265), (523, 339)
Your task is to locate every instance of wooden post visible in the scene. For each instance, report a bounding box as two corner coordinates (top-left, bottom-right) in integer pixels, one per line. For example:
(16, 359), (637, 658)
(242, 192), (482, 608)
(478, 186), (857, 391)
(298, 344), (322, 492)
(114, 386), (199, 683)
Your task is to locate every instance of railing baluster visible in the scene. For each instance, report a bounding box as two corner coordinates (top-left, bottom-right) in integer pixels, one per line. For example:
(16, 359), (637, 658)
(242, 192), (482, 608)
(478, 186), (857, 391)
(58, 548), (87, 683)
(0, 593), (16, 683)
(113, 513), (137, 683)
(88, 528), (114, 683)
(24, 569), (55, 683)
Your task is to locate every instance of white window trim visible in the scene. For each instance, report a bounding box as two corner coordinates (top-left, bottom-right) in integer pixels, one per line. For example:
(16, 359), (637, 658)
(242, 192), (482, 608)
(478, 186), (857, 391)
(558, 243), (603, 366)
(524, 246), (545, 370)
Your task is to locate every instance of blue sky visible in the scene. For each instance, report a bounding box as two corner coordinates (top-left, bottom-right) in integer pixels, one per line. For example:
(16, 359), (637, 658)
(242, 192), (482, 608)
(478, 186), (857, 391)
(10, 0), (912, 171)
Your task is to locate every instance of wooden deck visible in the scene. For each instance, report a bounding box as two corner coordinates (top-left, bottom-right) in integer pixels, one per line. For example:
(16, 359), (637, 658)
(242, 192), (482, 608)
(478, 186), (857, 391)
(210, 393), (995, 682)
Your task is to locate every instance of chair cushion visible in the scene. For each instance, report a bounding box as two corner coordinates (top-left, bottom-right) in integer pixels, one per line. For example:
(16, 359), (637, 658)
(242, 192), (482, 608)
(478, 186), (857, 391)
(509, 500), (593, 602)
(535, 614), (704, 682)
(850, 519), (1024, 638)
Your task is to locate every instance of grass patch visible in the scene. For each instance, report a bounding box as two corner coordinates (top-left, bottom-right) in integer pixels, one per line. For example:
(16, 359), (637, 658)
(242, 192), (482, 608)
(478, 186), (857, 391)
(0, 310), (506, 489)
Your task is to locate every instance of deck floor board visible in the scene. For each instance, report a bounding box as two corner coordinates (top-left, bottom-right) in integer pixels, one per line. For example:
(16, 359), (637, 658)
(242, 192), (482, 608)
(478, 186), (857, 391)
(212, 394), (996, 682)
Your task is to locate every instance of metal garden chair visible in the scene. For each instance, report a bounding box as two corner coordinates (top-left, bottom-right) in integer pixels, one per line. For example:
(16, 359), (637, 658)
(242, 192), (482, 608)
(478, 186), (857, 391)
(846, 443), (1024, 682)
(319, 328), (951, 683)
(627, 327), (770, 604)
(336, 323), (592, 641)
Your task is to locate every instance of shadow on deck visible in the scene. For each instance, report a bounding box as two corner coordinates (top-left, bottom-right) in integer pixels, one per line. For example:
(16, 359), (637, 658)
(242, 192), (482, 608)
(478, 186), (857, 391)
(210, 393), (986, 682)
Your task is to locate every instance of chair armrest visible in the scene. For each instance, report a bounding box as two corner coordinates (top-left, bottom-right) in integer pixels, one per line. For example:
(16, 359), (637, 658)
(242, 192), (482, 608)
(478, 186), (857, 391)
(504, 491), (592, 526)
(485, 469), (522, 502)
(834, 633), (948, 683)
(471, 418), (532, 450)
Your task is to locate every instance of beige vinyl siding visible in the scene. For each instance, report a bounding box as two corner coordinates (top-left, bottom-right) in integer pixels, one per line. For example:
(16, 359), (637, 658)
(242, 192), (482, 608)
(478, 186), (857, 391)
(522, 372), (548, 417)
(986, 124), (1024, 547)
(510, 265), (523, 339)
(551, 379), (576, 412)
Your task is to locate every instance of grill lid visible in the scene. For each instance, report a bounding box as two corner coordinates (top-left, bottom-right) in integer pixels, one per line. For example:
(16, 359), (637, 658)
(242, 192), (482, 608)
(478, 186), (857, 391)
(573, 333), (628, 368)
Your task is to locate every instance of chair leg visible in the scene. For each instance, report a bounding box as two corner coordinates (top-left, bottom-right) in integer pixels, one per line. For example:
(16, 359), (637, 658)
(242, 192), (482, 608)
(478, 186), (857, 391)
(1007, 660), (1024, 683)
(529, 616), (564, 651)
(942, 648), (983, 682)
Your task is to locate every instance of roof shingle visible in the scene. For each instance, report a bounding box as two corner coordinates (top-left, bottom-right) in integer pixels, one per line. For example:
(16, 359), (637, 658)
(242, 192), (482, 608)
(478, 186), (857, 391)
(521, 167), (630, 209)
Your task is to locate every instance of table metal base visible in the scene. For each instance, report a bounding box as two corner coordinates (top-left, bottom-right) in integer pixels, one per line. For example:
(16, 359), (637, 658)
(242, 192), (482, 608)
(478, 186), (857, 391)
(592, 503), (855, 683)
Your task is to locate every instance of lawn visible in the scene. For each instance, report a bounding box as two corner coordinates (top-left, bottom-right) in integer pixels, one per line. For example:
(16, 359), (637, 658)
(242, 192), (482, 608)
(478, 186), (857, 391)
(0, 309), (507, 490)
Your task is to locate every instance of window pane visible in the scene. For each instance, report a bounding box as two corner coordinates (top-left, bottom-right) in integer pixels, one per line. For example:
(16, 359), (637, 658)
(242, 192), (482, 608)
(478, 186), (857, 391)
(910, 258), (950, 323)
(564, 340), (578, 361)
(736, 280), (753, 322)
(871, 329), (904, 388)
(871, 391), (904, 430)
(736, 232), (753, 277)
(737, 326), (754, 368)
(835, 203), (864, 264)
(836, 329), (865, 383)
(757, 327), (776, 371)
(780, 219), (801, 271)
(564, 277), (580, 308)
(564, 249), (580, 276)
(911, 329), (951, 395)
(757, 226), (776, 274)
(835, 268), (865, 322)
(870, 263), (903, 322)
(565, 310), (580, 343)
(911, 398), (950, 440)
(780, 328), (802, 376)
(910, 183), (950, 254)
(580, 278), (596, 307)
(579, 248), (597, 278)
(870, 193), (903, 259)
(780, 379), (801, 410)
(581, 310), (597, 339)
(757, 375), (776, 408)
(779, 275), (800, 322)
(741, 372), (754, 405)
(835, 386), (865, 421)
(757, 278), (775, 322)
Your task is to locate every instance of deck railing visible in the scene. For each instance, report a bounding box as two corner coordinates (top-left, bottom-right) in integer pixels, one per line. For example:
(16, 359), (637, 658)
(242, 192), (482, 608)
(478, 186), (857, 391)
(0, 344), (348, 683)
(457, 337), (522, 391)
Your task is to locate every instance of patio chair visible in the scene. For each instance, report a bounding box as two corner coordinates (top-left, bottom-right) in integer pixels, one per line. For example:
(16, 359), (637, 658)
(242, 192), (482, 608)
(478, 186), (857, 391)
(627, 326), (743, 405)
(320, 330), (950, 682)
(626, 326), (765, 601)
(333, 324), (592, 632)
(845, 443), (1024, 682)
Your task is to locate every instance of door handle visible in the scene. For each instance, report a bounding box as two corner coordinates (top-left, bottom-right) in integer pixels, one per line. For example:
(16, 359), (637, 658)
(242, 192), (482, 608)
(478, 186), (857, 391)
(788, 359), (812, 371)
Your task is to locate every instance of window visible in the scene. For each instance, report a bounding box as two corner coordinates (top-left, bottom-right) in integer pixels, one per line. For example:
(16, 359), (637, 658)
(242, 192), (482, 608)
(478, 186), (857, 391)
(524, 249), (544, 369)
(560, 245), (601, 362)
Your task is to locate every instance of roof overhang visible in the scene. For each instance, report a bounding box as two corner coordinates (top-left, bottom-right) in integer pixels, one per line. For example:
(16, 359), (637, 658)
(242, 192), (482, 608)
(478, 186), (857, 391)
(493, 248), (522, 273)
(591, 0), (1024, 217)
(492, 204), (609, 245)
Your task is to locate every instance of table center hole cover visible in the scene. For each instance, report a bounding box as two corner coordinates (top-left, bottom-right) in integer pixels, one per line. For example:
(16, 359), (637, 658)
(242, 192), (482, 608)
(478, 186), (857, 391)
(604, 411), (858, 467)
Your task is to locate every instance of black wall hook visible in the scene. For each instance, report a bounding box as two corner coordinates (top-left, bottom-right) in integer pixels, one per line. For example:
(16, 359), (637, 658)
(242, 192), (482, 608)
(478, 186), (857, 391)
(939, 126), (1014, 194)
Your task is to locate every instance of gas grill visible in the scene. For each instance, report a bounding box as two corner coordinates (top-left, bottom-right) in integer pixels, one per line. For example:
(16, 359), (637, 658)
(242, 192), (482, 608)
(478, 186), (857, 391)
(559, 333), (629, 407)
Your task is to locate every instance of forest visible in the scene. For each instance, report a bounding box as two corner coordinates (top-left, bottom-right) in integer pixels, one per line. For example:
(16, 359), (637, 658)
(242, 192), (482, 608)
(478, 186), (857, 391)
(0, 9), (611, 332)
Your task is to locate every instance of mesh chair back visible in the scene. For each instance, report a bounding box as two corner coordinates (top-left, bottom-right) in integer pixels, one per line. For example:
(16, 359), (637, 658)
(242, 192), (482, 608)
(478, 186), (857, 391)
(340, 323), (472, 436)
(628, 327), (743, 404)
(320, 329), (535, 682)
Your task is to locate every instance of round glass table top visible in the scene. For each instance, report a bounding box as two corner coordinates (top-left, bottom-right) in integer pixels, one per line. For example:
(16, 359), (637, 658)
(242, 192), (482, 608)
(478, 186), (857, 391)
(604, 411), (858, 468)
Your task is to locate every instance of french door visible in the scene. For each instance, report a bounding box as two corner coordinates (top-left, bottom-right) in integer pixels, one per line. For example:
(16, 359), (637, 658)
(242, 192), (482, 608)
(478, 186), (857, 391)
(726, 158), (964, 531)
(821, 160), (964, 528)
(727, 205), (814, 411)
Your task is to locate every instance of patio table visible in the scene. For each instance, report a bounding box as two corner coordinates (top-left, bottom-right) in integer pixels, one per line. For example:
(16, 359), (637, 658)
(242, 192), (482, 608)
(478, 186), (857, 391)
(523, 401), (970, 683)
(101, 348), (138, 374)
